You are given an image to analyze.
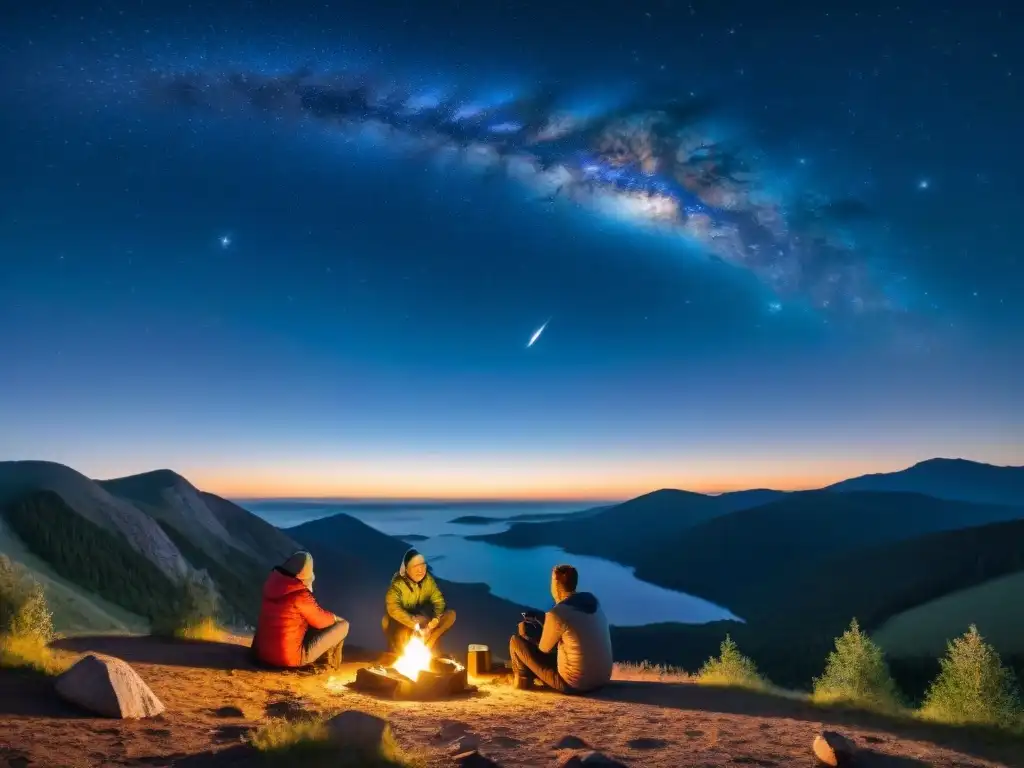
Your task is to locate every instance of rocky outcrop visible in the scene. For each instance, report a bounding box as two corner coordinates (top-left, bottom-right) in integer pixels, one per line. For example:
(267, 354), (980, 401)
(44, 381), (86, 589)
(54, 654), (165, 718)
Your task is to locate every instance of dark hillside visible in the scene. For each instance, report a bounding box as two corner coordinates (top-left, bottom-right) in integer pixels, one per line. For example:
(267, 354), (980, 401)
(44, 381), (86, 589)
(631, 491), (1024, 612)
(1, 490), (182, 624)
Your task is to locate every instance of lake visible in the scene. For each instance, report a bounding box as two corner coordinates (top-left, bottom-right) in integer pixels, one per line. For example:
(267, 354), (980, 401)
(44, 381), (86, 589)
(242, 500), (740, 627)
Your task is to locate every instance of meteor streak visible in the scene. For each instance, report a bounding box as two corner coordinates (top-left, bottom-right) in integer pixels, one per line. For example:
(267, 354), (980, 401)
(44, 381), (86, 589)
(527, 320), (549, 348)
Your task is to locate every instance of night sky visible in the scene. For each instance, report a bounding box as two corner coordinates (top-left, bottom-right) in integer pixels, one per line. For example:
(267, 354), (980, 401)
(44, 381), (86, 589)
(1, 1), (1021, 499)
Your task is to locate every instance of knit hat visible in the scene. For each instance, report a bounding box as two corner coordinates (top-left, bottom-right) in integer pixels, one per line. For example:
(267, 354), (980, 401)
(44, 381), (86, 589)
(399, 548), (426, 578)
(280, 551), (314, 583)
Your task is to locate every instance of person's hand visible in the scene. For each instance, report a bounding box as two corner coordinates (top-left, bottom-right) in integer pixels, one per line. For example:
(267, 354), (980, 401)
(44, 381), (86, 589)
(428, 617), (440, 630)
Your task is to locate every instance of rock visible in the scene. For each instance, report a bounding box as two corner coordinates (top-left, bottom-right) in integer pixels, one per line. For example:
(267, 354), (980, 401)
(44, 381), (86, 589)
(54, 653), (165, 719)
(436, 720), (473, 741)
(453, 750), (502, 767)
(813, 731), (857, 767)
(450, 733), (482, 752)
(552, 735), (590, 750)
(325, 710), (391, 750)
(556, 751), (627, 767)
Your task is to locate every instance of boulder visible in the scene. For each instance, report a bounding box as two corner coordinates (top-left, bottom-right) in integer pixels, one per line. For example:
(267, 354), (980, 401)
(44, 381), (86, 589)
(552, 735), (590, 750)
(556, 751), (627, 767)
(325, 710), (391, 751)
(54, 654), (164, 719)
(813, 731), (857, 767)
(453, 750), (502, 767)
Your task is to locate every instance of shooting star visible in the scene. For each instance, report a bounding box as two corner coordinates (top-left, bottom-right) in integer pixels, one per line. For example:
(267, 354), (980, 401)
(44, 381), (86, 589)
(527, 319), (550, 348)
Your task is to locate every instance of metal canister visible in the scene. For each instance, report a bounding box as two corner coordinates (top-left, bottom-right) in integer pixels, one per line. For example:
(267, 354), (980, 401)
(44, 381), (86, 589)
(466, 644), (491, 677)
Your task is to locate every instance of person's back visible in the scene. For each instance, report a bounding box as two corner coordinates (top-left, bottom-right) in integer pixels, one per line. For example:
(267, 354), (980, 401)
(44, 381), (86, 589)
(548, 591), (613, 692)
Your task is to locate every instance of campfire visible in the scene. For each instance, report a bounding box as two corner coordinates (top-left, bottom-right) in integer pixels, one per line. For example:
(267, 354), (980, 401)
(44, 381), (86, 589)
(392, 632), (433, 682)
(349, 626), (475, 700)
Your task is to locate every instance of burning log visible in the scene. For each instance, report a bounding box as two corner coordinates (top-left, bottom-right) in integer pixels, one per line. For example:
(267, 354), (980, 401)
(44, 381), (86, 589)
(349, 628), (475, 700)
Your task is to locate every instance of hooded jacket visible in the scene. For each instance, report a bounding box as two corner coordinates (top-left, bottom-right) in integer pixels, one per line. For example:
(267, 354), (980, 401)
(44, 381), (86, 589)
(384, 549), (447, 629)
(537, 591), (613, 693)
(254, 567), (336, 667)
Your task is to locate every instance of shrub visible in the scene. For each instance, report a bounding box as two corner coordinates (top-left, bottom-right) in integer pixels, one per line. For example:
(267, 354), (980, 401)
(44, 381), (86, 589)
(156, 520), (266, 625)
(249, 716), (422, 767)
(0, 556), (65, 675)
(153, 569), (224, 640)
(0, 555), (54, 643)
(919, 624), (1022, 729)
(812, 618), (903, 712)
(696, 634), (768, 690)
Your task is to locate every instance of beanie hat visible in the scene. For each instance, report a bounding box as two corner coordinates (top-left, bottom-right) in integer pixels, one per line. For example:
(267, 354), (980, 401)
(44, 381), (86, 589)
(399, 548), (426, 578)
(280, 551), (314, 583)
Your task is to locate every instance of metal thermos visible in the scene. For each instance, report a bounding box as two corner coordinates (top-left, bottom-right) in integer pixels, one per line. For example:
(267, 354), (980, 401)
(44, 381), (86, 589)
(466, 644), (491, 677)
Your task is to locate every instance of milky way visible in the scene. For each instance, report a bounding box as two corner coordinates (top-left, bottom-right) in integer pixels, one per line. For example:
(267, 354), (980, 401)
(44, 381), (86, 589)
(148, 68), (895, 315)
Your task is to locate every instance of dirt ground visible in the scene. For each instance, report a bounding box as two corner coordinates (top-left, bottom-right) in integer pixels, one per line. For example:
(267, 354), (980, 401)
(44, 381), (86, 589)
(0, 635), (1019, 768)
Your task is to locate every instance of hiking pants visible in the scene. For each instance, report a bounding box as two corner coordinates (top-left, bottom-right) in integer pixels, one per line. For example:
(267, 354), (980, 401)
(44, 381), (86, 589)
(509, 621), (574, 693)
(382, 609), (457, 652)
(299, 618), (349, 666)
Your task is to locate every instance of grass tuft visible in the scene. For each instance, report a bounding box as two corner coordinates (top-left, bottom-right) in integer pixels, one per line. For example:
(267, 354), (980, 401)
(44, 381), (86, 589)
(248, 715), (423, 767)
(173, 616), (229, 642)
(614, 660), (693, 682)
(0, 633), (70, 675)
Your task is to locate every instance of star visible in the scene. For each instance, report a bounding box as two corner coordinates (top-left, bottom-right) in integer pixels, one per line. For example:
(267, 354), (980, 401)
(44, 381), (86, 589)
(219, 234), (231, 248)
(767, 301), (782, 314)
(917, 179), (930, 190)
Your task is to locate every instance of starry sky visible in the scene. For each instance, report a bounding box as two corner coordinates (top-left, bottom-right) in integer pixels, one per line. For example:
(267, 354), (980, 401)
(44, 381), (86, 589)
(1, 0), (1021, 499)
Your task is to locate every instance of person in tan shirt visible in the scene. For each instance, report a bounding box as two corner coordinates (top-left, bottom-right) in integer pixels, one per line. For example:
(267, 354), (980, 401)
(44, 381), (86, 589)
(508, 564), (613, 694)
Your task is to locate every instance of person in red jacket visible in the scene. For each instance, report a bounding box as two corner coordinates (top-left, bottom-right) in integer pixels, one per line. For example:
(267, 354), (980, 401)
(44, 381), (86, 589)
(252, 551), (349, 669)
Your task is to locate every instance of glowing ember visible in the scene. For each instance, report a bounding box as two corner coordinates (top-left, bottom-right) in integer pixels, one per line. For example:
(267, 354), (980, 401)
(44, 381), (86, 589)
(392, 627), (433, 682)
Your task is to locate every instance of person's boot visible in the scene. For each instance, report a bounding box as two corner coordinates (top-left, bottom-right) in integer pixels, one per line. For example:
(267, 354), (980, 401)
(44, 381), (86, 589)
(512, 671), (534, 690)
(325, 642), (343, 671)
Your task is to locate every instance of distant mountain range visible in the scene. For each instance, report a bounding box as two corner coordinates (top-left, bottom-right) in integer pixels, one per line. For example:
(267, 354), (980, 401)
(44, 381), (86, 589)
(825, 457), (1024, 506)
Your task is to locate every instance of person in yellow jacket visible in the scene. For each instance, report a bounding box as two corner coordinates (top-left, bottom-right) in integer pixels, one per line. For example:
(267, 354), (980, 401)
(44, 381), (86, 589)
(381, 548), (456, 652)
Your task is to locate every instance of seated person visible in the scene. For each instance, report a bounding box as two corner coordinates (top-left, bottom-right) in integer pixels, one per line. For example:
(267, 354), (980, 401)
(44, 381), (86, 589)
(252, 551), (349, 669)
(382, 548), (456, 652)
(508, 564), (613, 694)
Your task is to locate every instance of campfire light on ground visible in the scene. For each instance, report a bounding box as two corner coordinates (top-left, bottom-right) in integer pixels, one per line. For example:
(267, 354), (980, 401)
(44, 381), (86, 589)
(392, 629), (433, 682)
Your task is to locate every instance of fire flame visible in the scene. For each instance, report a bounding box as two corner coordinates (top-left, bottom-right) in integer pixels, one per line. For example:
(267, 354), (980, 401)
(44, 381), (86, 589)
(392, 626), (433, 682)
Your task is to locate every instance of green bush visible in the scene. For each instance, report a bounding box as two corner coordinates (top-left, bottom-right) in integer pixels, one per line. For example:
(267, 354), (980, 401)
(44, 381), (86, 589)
(919, 624), (1022, 729)
(812, 618), (903, 712)
(696, 634), (768, 690)
(156, 520), (264, 625)
(2, 491), (183, 625)
(0, 555), (54, 643)
(153, 569), (224, 639)
(0, 555), (66, 675)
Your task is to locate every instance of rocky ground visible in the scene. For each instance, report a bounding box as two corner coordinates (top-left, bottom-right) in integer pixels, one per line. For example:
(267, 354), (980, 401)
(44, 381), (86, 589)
(0, 635), (1020, 768)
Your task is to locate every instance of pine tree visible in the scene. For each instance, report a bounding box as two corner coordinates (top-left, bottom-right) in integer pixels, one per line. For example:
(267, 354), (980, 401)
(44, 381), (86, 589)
(697, 634), (768, 690)
(812, 618), (902, 711)
(920, 625), (1022, 728)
